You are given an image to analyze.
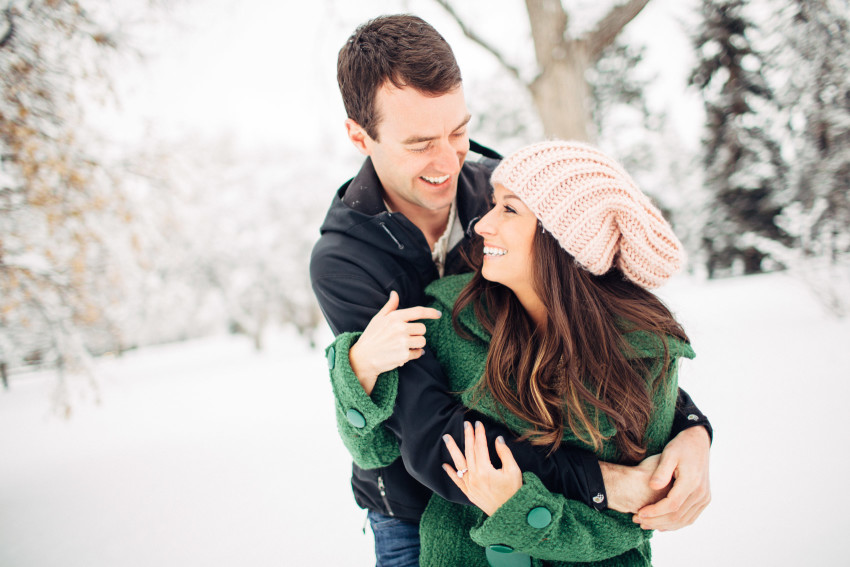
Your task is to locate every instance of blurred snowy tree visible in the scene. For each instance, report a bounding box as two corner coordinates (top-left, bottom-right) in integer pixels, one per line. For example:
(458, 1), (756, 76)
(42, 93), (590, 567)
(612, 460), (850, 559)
(746, 0), (850, 315)
(585, 40), (664, 193)
(0, 0), (132, 411)
(589, 41), (650, 142)
(434, 0), (652, 141)
(0, 0), (193, 413)
(130, 138), (328, 352)
(689, 0), (789, 277)
(0, 0), (350, 412)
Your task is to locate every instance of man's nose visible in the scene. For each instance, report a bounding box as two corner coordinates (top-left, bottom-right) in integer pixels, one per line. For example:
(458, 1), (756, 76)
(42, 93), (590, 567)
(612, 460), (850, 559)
(433, 139), (462, 173)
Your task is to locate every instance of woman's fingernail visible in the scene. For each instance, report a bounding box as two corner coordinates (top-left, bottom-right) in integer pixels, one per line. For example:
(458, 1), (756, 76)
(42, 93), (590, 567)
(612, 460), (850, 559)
(475, 421), (483, 429)
(496, 436), (505, 444)
(463, 421), (471, 430)
(442, 434), (451, 443)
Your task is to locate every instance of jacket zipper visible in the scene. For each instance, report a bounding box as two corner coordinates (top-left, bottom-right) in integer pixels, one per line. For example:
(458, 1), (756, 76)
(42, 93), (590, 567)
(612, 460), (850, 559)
(379, 222), (405, 250)
(377, 474), (395, 517)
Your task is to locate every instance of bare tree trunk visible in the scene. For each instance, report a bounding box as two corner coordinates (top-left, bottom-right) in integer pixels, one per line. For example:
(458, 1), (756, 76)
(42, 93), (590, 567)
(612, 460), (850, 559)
(530, 45), (592, 140)
(435, 0), (651, 141)
(525, 0), (592, 140)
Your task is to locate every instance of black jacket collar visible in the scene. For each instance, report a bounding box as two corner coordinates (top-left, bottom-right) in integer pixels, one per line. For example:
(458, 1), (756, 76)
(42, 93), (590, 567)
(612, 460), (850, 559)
(341, 157), (386, 216)
(322, 140), (500, 241)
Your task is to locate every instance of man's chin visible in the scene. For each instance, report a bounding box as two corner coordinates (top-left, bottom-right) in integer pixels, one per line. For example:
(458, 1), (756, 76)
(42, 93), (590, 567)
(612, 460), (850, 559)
(418, 191), (457, 212)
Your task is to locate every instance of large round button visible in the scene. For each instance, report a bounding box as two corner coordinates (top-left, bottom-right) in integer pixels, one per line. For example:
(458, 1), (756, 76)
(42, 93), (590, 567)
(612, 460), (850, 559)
(488, 544), (514, 554)
(526, 506), (552, 529)
(346, 408), (366, 428)
(486, 545), (531, 567)
(327, 347), (335, 370)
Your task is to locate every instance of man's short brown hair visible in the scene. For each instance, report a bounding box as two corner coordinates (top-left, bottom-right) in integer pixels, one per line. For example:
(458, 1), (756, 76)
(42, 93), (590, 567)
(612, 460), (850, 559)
(337, 14), (463, 141)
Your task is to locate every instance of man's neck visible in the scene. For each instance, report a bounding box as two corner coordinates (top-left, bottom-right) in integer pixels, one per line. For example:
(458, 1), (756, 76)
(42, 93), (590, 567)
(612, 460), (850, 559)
(384, 197), (452, 251)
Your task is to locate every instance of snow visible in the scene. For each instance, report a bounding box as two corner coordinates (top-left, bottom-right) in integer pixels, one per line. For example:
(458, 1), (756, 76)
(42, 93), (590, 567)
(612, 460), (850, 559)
(2, 272), (849, 566)
(3, 0), (850, 565)
(0, 325), (377, 566)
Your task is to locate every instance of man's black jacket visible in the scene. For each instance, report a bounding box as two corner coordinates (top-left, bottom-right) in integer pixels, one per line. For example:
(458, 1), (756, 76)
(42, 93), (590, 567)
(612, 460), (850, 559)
(309, 142), (711, 522)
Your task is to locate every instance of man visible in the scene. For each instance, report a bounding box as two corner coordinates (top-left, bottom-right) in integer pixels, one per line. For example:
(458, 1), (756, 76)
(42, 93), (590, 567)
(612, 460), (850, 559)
(311, 15), (712, 566)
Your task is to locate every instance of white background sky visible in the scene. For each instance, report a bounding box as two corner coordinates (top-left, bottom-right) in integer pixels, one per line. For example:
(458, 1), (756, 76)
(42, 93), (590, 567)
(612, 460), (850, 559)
(103, 0), (704, 156)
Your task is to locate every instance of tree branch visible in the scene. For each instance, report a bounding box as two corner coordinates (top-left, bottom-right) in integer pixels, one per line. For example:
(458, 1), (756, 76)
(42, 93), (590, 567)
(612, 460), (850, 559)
(585, 0), (651, 62)
(0, 7), (14, 49)
(431, 0), (524, 84)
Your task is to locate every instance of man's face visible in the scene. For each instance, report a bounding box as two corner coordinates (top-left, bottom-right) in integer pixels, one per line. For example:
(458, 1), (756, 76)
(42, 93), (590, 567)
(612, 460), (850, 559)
(358, 84), (470, 216)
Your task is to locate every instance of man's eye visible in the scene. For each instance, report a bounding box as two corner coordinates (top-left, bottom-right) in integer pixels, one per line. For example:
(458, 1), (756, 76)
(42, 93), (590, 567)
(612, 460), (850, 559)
(410, 145), (430, 153)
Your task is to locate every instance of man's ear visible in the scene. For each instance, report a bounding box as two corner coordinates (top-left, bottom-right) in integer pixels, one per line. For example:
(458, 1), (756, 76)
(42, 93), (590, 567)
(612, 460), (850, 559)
(345, 119), (372, 156)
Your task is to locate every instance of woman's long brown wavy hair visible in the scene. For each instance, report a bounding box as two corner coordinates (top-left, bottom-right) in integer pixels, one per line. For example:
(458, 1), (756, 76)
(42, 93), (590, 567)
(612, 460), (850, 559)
(454, 226), (689, 464)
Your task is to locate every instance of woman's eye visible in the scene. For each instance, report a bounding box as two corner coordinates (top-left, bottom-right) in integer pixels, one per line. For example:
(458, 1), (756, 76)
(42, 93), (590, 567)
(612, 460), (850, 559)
(503, 205), (516, 214)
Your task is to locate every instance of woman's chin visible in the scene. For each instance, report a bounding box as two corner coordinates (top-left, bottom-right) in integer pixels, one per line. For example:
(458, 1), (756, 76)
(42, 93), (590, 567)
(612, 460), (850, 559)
(480, 267), (504, 286)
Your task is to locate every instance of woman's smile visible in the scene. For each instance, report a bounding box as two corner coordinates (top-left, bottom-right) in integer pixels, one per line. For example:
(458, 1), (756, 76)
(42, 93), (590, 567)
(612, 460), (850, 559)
(483, 244), (507, 257)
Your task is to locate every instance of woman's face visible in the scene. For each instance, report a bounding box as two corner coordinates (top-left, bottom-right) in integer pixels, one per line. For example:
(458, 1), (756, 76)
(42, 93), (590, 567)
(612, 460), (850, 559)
(474, 183), (538, 295)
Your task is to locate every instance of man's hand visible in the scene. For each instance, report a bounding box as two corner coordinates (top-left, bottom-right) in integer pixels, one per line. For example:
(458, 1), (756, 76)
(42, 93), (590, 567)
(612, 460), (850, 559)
(348, 291), (441, 395)
(632, 426), (711, 531)
(600, 455), (670, 514)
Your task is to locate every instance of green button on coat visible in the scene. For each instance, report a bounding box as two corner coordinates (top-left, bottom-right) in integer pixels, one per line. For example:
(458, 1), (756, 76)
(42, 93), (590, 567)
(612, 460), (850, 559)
(327, 347), (335, 370)
(485, 546), (530, 567)
(488, 544), (514, 554)
(526, 506), (552, 529)
(346, 408), (366, 429)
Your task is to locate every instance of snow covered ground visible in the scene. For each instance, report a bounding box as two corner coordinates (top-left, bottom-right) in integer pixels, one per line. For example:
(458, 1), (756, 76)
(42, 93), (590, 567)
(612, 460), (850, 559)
(1, 272), (848, 566)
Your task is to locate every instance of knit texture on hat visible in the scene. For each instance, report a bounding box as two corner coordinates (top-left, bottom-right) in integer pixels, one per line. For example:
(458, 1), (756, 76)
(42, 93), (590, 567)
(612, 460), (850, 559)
(490, 140), (684, 289)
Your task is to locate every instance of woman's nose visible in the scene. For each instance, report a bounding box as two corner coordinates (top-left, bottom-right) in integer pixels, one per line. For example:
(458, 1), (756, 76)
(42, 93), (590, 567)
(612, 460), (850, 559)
(474, 207), (496, 236)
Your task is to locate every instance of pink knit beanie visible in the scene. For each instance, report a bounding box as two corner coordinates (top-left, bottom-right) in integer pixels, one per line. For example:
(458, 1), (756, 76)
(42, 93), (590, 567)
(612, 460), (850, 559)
(490, 140), (684, 289)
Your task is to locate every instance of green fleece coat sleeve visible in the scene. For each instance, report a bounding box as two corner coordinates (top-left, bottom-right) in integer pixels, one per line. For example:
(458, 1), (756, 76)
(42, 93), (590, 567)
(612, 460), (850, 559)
(469, 472), (650, 563)
(466, 344), (693, 563)
(325, 332), (400, 469)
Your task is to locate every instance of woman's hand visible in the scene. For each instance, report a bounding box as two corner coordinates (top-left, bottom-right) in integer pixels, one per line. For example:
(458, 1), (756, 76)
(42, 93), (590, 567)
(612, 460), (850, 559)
(442, 421), (523, 516)
(348, 291), (442, 395)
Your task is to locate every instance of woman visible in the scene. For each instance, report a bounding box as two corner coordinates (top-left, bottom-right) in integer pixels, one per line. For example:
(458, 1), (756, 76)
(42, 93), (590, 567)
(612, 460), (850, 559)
(329, 141), (695, 566)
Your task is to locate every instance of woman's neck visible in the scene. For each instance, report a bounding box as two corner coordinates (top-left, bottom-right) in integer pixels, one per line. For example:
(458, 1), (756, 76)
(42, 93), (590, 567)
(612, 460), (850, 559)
(513, 286), (547, 329)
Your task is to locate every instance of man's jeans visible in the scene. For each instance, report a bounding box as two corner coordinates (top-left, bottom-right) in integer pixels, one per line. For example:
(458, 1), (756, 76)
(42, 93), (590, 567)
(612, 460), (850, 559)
(367, 510), (420, 567)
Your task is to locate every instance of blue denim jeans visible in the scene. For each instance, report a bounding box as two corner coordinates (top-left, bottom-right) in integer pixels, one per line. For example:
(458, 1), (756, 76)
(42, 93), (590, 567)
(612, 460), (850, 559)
(367, 510), (420, 567)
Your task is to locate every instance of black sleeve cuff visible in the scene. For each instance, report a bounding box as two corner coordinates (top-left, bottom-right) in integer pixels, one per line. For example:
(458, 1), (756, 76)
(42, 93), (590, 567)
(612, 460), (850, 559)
(673, 388), (714, 444)
(579, 450), (608, 511)
(545, 443), (608, 511)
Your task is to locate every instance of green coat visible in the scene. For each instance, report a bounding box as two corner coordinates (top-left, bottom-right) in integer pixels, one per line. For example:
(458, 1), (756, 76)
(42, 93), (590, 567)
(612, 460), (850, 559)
(326, 273), (695, 567)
